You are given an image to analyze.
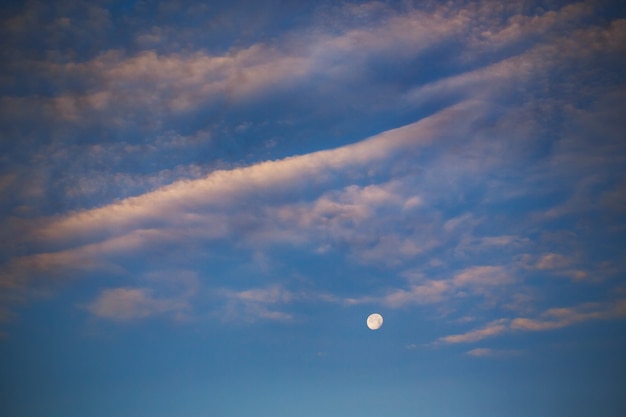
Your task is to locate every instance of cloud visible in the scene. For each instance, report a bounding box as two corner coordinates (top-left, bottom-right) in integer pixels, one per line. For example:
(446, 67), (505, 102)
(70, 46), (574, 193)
(465, 348), (522, 358)
(0, 244), (115, 293)
(219, 286), (297, 323)
(343, 263), (517, 310)
(86, 287), (189, 321)
(33, 101), (478, 245)
(234, 286), (295, 304)
(6, 0), (608, 129)
(382, 280), (451, 308)
(268, 180), (437, 263)
(438, 319), (509, 344)
(453, 235), (530, 259)
(407, 14), (626, 108)
(1, 1), (476, 124)
(518, 252), (590, 281)
(437, 298), (626, 346)
(1, 0), (625, 337)
(0, 102), (490, 319)
(218, 283), (343, 323)
(453, 266), (513, 287)
(535, 253), (571, 270)
(465, 1), (595, 49)
(511, 299), (626, 331)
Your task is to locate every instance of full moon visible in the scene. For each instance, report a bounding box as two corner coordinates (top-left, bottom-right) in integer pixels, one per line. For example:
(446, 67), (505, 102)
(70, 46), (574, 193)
(366, 313), (383, 330)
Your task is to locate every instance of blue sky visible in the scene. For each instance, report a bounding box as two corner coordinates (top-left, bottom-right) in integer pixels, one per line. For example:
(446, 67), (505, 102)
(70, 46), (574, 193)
(1, 0), (625, 416)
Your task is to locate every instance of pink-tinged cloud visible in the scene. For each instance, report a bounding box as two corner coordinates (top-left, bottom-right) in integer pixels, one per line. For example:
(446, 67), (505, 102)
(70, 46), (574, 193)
(511, 299), (626, 331)
(535, 253), (572, 270)
(35, 101), (481, 245)
(466, 348), (522, 357)
(452, 265), (512, 287)
(438, 319), (509, 344)
(510, 317), (564, 331)
(407, 17), (626, 105)
(87, 288), (189, 321)
(234, 286), (295, 304)
(435, 299), (626, 347)
(31, 3), (479, 118)
(10, 0), (607, 127)
(383, 280), (450, 308)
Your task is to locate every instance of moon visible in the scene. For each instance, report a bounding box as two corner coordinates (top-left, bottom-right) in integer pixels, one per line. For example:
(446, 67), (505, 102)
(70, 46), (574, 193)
(366, 313), (383, 330)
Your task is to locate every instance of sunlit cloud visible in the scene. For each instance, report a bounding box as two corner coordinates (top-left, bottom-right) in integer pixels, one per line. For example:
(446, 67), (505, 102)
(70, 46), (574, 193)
(34, 102), (474, 245)
(511, 299), (626, 331)
(437, 298), (626, 346)
(438, 319), (509, 344)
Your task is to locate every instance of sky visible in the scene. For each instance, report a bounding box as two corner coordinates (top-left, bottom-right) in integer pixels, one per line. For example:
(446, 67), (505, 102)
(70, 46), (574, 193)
(0, 0), (625, 416)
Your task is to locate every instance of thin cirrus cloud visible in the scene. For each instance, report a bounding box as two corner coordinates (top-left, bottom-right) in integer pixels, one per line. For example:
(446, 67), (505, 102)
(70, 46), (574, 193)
(86, 287), (190, 322)
(438, 319), (510, 344)
(0, 2), (475, 124)
(511, 299), (626, 331)
(465, 348), (522, 358)
(437, 298), (626, 345)
(34, 100), (478, 245)
(5, 0), (616, 129)
(1, 102), (479, 313)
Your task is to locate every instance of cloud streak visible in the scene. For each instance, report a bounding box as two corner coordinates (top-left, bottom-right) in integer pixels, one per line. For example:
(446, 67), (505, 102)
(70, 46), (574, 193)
(34, 100), (479, 245)
(437, 298), (626, 345)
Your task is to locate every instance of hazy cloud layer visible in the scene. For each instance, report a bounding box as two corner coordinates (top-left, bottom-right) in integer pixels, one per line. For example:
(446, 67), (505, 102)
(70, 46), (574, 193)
(0, 0), (625, 354)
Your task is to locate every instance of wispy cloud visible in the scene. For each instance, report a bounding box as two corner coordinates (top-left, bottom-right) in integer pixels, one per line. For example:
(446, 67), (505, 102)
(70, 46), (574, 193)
(0, 102), (489, 319)
(219, 285), (301, 323)
(85, 270), (199, 322)
(35, 102), (474, 245)
(86, 287), (190, 321)
(437, 319), (509, 344)
(453, 266), (513, 287)
(0, 2), (479, 125)
(382, 280), (451, 308)
(511, 299), (626, 331)
(0, 1), (624, 345)
(465, 348), (522, 358)
(437, 298), (626, 345)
